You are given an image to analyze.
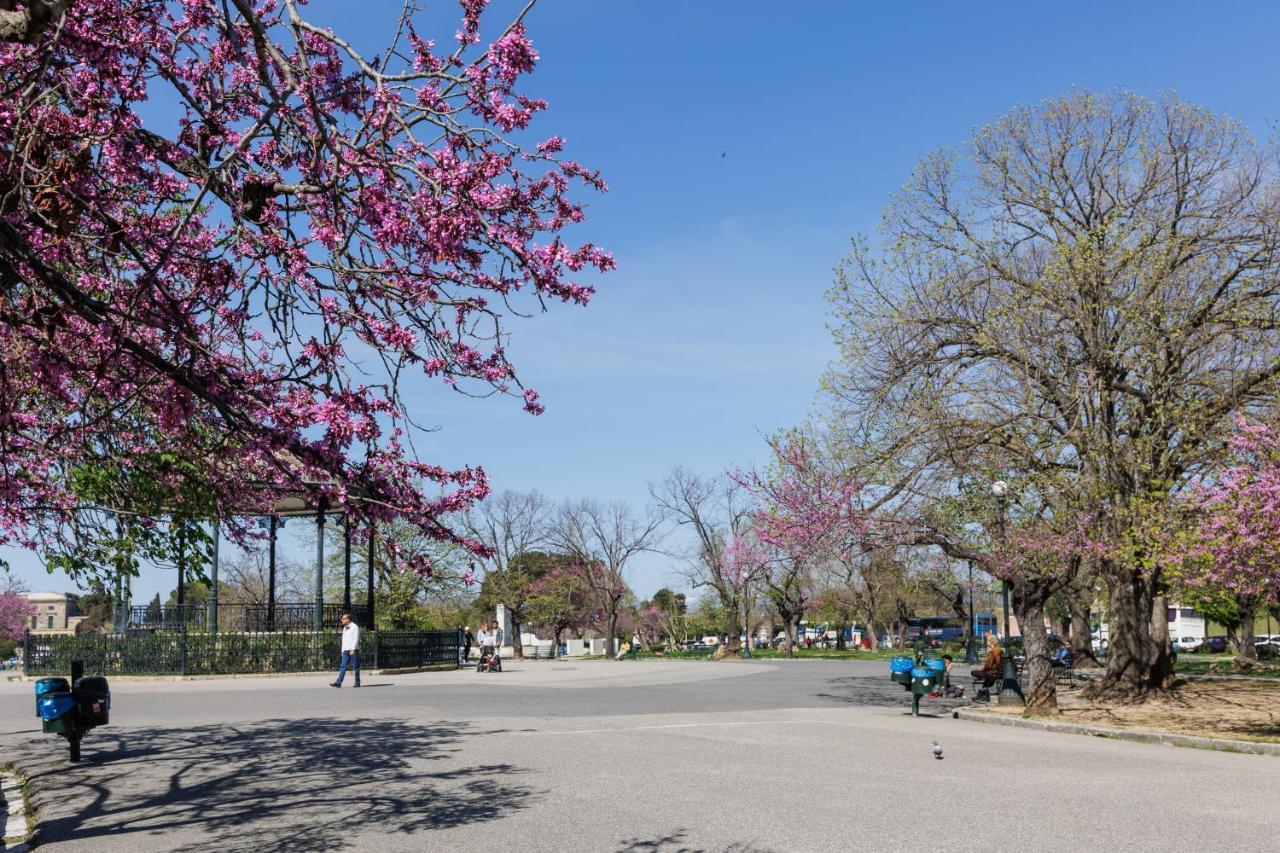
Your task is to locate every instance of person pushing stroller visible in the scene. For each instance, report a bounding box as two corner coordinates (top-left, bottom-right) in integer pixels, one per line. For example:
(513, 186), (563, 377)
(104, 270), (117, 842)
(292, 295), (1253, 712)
(476, 621), (502, 673)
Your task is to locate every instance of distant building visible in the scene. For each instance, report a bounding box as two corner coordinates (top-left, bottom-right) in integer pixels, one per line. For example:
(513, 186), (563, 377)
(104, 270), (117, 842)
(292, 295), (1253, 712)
(21, 593), (86, 636)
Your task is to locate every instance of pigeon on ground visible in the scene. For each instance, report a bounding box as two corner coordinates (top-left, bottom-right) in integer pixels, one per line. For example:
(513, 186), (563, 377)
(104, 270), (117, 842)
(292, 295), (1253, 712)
(932, 740), (944, 760)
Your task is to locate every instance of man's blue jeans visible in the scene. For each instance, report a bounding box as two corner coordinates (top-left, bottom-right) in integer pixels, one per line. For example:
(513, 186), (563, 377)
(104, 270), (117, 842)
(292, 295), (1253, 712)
(336, 650), (360, 686)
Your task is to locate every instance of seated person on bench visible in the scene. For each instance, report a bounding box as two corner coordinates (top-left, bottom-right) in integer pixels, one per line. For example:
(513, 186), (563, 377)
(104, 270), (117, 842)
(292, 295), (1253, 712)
(970, 633), (1003, 700)
(1051, 639), (1073, 669)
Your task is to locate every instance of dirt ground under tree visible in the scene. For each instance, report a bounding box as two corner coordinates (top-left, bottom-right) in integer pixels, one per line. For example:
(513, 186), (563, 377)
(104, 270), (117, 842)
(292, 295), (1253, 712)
(984, 677), (1280, 744)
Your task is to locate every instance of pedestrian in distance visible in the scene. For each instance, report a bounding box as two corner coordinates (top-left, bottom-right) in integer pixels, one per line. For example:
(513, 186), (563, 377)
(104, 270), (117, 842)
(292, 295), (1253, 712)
(462, 625), (475, 662)
(331, 611), (361, 688)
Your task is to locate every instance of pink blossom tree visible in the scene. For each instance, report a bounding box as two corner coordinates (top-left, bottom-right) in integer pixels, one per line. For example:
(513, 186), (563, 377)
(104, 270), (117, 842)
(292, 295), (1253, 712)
(0, 1), (611, 578)
(525, 558), (591, 650)
(1181, 419), (1280, 661)
(0, 590), (36, 643)
(734, 435), (877, 657)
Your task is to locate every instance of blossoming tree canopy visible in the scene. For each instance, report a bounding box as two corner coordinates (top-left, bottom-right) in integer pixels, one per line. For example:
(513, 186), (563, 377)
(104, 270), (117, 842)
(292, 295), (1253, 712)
(0, 0), (612, 576)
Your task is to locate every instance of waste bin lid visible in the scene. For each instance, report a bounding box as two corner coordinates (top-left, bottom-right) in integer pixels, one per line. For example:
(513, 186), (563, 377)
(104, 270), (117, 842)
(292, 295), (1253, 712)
(75, 675), (110, 694)
(911, 667), (933, 679)
(889, 657), (915, 673)
(34, 677), (70, 696)
(924, 659), (946, 672)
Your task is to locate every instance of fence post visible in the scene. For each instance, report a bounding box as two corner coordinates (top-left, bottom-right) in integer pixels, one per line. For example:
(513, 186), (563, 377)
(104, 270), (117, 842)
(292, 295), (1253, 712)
(22, 629), (30, 676)
(372, 631), (379, 670)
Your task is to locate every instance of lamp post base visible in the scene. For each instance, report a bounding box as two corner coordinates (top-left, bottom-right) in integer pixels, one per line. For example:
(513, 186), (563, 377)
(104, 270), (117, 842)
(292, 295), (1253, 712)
(998, 658), (1024, 706)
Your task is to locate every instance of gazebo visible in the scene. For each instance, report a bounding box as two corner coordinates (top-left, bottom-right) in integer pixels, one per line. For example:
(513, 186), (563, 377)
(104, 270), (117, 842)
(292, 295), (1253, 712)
(125, 479), (379, 635)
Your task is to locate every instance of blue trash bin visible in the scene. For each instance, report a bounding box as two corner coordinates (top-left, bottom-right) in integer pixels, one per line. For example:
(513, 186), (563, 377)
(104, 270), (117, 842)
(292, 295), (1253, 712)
(38, 692), (77, 722)
(890, 656), (914, 685)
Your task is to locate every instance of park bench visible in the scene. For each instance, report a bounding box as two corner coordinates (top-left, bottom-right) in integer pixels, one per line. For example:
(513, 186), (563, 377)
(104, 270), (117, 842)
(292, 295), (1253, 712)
(971, 659), (1022, 700)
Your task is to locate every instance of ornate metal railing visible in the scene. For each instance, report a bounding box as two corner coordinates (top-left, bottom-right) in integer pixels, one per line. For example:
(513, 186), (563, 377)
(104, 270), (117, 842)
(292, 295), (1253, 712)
(128, 603), (372, 632)
(23, 628), (460, 676)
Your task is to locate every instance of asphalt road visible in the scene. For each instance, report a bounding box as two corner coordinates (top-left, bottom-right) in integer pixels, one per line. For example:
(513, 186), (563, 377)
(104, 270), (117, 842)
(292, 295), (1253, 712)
(2, 659), (1277, 852)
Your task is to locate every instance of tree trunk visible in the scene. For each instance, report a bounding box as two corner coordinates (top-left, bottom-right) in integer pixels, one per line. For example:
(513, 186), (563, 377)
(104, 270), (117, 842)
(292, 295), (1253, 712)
(1236, 595), (1258, 661)
(605, 608), (618, 659)
(1086, 561), (1172, 699)
(1151, 592), (1171, 660)
(1067, 592), (1101, 667)
(724, 602), (742, 655)
(835, 622), (847, 650)
(1013, 588), (1056, 714)
(511, 619), (525, 660)
(782, 617), (795, 657)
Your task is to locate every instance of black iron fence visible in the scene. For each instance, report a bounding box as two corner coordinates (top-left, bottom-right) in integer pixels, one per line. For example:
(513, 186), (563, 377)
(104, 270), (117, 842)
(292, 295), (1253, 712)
(23, 629), (461, 676)
(128, 603), (372, 632)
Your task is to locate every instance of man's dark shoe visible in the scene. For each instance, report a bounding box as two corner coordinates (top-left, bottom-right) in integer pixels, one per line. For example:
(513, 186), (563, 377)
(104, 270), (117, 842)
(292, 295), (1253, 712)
(330, 682), (341, 688)
(354, 684), (361, 688)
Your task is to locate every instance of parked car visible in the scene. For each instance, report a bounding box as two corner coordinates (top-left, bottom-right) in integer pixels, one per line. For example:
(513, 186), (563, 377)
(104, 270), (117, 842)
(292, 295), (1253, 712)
(1172, 636), (1202, 652)
(1198, 636), (1230, 653)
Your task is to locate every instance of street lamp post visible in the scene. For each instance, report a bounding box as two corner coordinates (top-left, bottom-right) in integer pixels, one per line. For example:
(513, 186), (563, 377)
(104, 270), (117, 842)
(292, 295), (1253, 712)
(991, 480), (1025, 706)
(964, 559), (977, 664)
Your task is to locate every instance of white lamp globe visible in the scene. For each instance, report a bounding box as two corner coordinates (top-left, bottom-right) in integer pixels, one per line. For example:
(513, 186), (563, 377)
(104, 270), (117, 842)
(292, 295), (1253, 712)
(990, 480), (1008, 499)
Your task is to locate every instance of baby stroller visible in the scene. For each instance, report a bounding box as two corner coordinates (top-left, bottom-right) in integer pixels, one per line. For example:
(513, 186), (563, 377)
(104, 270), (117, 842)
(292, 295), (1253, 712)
(477, 646), (502, 673)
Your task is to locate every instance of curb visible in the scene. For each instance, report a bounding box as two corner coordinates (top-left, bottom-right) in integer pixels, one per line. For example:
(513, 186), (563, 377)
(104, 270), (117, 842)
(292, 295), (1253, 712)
(1, 766), (33, 851)
(953, 707), (1280, 756)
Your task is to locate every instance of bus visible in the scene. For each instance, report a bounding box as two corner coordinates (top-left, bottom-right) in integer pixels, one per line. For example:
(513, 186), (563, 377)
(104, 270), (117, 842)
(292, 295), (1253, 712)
(906, 614), (999, 646)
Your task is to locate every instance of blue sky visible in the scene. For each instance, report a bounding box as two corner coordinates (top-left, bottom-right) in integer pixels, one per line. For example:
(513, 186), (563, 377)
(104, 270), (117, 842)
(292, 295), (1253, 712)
(7, 0), (1280, 602)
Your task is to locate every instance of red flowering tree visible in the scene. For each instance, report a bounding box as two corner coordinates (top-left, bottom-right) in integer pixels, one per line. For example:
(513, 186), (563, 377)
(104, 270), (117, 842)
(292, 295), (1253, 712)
(0, 1), (610, 577)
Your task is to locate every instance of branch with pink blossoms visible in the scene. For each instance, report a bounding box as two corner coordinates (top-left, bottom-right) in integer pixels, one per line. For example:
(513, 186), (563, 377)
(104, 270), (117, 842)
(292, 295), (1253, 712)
(0, 0), (612, 579)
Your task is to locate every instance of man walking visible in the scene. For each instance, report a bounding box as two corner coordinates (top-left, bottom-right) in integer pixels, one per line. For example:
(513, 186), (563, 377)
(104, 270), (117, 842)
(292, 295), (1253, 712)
(331, 612), (361, 688)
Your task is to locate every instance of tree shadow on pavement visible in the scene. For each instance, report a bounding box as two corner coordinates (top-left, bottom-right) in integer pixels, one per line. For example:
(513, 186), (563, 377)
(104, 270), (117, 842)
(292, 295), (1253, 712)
(816, 676), (969, 714)
(25, 717), (540, 852)
(614, 830), (778, 853)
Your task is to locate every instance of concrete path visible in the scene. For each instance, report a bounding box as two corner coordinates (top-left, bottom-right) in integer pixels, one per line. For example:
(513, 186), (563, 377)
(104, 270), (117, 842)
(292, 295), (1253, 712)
(2, 660), (1276, 852)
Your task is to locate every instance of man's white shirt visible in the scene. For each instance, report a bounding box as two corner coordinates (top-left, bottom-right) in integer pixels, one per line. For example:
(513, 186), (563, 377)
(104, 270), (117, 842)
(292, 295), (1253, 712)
(342, 622), (360, 652)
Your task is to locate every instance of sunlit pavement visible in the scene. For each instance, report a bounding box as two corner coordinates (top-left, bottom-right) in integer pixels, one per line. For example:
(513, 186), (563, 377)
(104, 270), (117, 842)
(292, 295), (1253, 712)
(2, 660), (1277, 852)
